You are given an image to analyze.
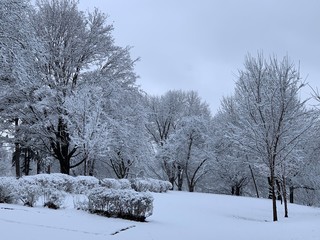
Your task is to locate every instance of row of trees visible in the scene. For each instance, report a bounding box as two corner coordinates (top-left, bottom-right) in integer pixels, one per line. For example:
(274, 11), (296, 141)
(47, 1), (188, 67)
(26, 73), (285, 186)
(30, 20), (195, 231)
(0, 0), (216, 192)
(0, 0), (150, 178)
(1, 0), (320, 222)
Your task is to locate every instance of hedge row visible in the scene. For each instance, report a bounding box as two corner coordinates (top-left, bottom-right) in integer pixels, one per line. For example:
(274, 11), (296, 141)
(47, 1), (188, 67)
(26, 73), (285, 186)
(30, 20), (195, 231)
(130, 178), (172, 193)
(0, 174), (171, 221)
(88, 187), (153, 222)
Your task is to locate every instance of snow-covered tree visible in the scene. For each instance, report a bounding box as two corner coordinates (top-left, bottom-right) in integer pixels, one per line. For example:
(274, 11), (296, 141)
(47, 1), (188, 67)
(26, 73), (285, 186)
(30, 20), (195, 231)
(211, 104), (251, 196)
(145, 90), (186, 185)
(147, 90), (213, 190)
(0, 0), (44, 177)
(225, 54), (315, 221)
(102, 86), (152, 179)
(162, 116), (214, 192)
(26, 0), (139, 175)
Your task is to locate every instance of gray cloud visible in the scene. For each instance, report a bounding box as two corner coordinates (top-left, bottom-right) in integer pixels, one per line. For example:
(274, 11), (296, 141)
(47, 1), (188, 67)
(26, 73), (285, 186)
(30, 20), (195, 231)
(79, 0), (320, 112)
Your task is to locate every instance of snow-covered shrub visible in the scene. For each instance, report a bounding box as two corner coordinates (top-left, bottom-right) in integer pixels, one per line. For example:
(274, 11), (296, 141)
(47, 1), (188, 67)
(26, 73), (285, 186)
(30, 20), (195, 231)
(21, 174), (74, 193)
(100, 178), (132, 190)
(73, 194), (89, 211)
(73, 176), (100, 194)
(159, 180), (172, 192)
(130, 178), (172, 193)
(118, 179), (132, 189)
(100, 178), (121, 189)
(44, 189), (67, 209)
(18, 178), (42, 207)
(0, 177), (19, 204)
(17, 174), (73, 207)
(88, 187), (153, 221)
(47, 173), (74, 193)
(130, 179), (150, 192)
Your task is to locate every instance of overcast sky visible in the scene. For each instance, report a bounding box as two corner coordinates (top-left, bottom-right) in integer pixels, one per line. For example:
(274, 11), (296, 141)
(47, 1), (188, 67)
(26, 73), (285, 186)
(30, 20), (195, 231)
(78, 0), (320, 113)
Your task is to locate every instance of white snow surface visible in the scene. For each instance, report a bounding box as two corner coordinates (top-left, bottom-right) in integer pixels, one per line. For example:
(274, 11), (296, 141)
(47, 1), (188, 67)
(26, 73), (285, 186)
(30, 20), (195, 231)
(0, 191), (320, 240)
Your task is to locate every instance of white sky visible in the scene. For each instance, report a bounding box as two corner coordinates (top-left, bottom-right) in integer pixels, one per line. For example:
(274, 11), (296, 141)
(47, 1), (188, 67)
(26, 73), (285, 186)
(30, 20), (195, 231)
(78, 0), (320, 113)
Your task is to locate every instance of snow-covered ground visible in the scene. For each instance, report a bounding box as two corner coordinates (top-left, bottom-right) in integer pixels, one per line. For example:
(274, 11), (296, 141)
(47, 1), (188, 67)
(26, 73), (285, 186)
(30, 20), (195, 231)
(1, 191), (320, 240)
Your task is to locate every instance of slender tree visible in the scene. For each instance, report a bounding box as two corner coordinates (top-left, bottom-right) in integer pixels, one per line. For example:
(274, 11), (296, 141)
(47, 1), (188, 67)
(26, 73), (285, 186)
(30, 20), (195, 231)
(225, 54), (313, 221)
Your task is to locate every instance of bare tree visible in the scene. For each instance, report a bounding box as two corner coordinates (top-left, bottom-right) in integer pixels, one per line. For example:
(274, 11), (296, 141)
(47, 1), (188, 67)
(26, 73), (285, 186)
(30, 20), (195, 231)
(145, 90), (186, 186)
(225, 54), (314, 221)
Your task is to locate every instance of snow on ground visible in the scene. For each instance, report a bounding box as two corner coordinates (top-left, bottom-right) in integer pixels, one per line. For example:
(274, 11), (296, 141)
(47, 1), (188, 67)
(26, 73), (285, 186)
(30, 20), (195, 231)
(1, 191), (320, 240)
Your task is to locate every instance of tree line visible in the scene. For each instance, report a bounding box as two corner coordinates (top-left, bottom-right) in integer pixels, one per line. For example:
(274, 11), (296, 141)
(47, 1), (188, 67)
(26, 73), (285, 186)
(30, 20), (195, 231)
(1, 0), (320, 222)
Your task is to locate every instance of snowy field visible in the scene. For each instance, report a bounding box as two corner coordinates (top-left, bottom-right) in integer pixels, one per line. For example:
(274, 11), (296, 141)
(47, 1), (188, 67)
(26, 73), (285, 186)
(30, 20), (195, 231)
(1, 191), (320, 240)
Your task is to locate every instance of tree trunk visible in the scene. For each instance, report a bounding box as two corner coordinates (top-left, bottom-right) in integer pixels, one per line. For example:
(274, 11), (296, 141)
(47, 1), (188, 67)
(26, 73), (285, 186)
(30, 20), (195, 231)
(46, 164), (51, 174)
(22, 148), (31, 176)
(88, 159), (95, 176)
(188, 184), (195, 192)
(276, 179), (282, 204)
(51, 117), (77, 175)
(169, 177), (175, 190)
(271, 171), (278, 221)
(13, 143), (21, 178)
(235, 186), (241, 196)
(249, 164), (259, 198)
(282, 176), (288, 218)
(177, 167), (183, 191)
(289, 186), (294, 204)
(13, 118), (21, 178)
(59, 159), (70, 175)
(37, 159), (42, 174)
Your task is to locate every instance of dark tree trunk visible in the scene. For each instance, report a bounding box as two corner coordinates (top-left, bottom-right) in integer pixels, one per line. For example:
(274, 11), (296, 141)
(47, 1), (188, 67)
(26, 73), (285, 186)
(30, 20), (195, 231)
(59, 159), (70, 175)
(22, 148), (32, 176)
(267, 177), (272, 199)
(169, 177), (175, 190)
(13, 118), (21, 178)
(37, 159), (41, 174)
(249, 164), (259, 198)
(276, 179), (282, 204)
(47, 164), (51, 174)
(270, 170), (278, 222)
(88, 159), (95, 176)
(231, 186), (241, 196)
(50, 117), (77, 175)
(13, 143), (21, 178)
(235, 186), (241, 196)
(289, 186), (294, 204)
(282, 176), (288, 218)
(188, 184), (195, 192)
(177, 167), (183, 191)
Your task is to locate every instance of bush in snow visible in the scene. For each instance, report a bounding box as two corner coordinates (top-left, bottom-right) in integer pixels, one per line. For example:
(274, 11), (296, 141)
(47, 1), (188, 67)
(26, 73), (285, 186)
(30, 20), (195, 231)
(118, 179), (132, 189)
(15, 175), (71, 208)
(21, 174), (74, 193)
(43, 189), (67, 209)
(73, 194), (89, 211)
(72, 176), (100, 194)
(0, 177), (19, 204)
(88, 187), (153, 222)
(100, 178), (132, 190)
(130, 178), (172, 193)
(17, 178), (42, 207)
(47, 173), (74, 193)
